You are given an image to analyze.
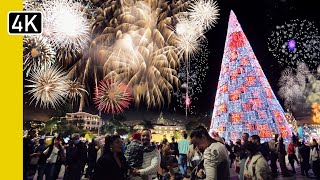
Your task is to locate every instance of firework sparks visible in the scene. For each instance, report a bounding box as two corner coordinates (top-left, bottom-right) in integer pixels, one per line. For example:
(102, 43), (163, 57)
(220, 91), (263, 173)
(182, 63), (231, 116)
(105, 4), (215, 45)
(175, 14), (204, 59)
(25, 65), (68, 109)
(188, 0), (219, 31)
(94, 79), (132, 114)
(66, 79), (87, 101)
(268, 19), (320, 68)
(91, 0), (188, 108)
(41, 0), (90, 54)
(174, 43), (209, 114)
(23, 36), (56, 76)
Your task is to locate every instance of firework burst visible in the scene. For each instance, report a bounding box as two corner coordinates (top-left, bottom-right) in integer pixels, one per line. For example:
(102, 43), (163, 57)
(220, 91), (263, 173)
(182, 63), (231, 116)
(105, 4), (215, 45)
(23, 36), (56, 77)
(188, 0), (219, 31)
(91, 0), (189, 108)
(94, 79), (132, 114)
(41, 0), (90, 55)
(268, 19), (320, 69)
(25, 65), (68, 109)
(66, 79), (87, 101)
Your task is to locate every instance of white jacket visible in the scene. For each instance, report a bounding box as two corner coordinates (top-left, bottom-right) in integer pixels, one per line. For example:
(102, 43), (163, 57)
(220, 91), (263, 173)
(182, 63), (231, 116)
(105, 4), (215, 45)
(203, 142), (230, 180)
(131, 148), (160, 180)
(310, 147), (319, 161)
(243, 152), (273, 180)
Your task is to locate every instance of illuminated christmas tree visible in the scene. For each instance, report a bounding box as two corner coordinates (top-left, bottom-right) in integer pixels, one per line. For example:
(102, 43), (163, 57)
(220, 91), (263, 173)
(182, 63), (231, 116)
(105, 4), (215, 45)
(209, 11), (292, 142)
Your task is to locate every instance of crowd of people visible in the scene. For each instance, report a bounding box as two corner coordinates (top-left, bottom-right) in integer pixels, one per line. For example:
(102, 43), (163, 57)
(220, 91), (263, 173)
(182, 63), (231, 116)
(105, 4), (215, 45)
(23, 126), (320, 180)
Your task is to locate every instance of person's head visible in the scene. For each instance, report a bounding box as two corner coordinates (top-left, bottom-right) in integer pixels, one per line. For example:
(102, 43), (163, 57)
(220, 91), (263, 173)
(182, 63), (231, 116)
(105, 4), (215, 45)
(236, 139), (241, 145)
(162, 138), (168, 145)
(39, 139), (45, 146)
(54, 136), (62, 146)
(131, 132), (141, 141)
(183, 132), (188, 139)
(244, 141), (259, 157)
(104, 135), (123, 154)
(242, 133), (249, 142)
(229, 140), (234, 145)
(141, 129), (152, 146)
(250, 135), (260, 145)
(190, 126), (212, 150)
(171, 137), (175, 142)
(72, 133), (80, 144)
(312, 139), (318, 146)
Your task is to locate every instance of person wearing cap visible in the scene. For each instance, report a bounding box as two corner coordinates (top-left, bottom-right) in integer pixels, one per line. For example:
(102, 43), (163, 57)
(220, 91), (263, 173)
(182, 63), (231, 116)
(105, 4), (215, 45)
(125, 132), (144, 169)
(190, 126), (230, 180)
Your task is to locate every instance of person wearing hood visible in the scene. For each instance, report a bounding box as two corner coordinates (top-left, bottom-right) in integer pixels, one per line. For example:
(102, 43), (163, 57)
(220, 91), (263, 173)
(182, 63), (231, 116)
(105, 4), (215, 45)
(190, 126), (230, 180)
(243, 141), (273, 180)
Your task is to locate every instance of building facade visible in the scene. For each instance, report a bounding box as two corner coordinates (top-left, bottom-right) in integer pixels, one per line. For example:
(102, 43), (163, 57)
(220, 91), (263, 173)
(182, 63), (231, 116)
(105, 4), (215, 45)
(65, 112), (103, 131)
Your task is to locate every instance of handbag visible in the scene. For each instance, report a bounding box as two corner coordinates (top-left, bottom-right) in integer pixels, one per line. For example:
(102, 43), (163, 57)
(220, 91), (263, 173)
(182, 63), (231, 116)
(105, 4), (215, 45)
(30, 156), (40, 165)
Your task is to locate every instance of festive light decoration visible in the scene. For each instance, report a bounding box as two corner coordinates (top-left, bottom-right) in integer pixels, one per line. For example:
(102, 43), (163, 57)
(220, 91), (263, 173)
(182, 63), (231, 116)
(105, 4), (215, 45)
(25, 65), (68, 109)
(94, 79), (132, 114)
(312, 102), (320, 123)
(23, 36), (56, 77)
(284, 111), (298, 132)
(268, 19), (320, 69)
(209, 11), (292, 142)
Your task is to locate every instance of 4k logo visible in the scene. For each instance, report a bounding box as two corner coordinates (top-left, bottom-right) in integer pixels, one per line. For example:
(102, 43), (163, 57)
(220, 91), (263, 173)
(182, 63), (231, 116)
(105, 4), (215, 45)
(8, 11), (43, 35)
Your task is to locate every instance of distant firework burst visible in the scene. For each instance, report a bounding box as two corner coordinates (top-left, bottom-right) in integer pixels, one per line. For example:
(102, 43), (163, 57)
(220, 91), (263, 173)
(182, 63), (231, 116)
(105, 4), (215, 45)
(25, 65), (68, 109)
(23, 36), (56, 77)
(174, 43), (209, 114)
(41, 0), (90, 53)
(66, 79), (87, 101)
(188, 0), (219, 31)
(268, 19), (320, 68)
(94, 79), (132, 114)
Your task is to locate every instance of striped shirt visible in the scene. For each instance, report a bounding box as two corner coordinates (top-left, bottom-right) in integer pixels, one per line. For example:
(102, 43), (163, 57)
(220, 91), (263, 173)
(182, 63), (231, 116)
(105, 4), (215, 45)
(178, 139), (190, 155)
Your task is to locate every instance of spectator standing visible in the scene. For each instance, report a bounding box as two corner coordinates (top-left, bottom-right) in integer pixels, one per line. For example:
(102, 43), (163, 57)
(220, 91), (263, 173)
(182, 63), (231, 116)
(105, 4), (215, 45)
(190, 126), (230, 180)
(239, 133), (249, 180)
(64, 133), (87, 180)
(178, 132), (190, 178)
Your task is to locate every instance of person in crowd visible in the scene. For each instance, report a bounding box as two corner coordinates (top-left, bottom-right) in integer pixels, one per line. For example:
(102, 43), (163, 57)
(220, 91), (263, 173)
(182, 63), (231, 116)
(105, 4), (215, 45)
(298, 141), (310, 177)
(239, 133), (249, 180)
(234, 139), (242, 174)
(33, 138), (47, 180)
(162, 155), (182, 180)
(310, 139), (319, 178)
(85, 138), (98, 178)
(228, 140), (236, 168)
(287, 139), (299, 173)
(250, 135), (270, 162)
(39, 136), (65, 180)
(92, 135), (128, 180)
(190, 126), (230, 180)
(125, 132), (144, 170)
(268, 134), (279, 177)
(178, 131), (190, 178)
(130, 129), (160, 180)
(64, 133), (87, 180)
(169, 137), (179, 158)
(277, 136), (293, 177)
(243, 141), (273, 180)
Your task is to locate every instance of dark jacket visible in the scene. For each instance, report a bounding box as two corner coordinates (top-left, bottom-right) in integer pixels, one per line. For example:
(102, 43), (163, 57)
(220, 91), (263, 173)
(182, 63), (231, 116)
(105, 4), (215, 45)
(240, 141), (249, 160)
(124, 140), (143, 168)
(92, 152), (128, 180)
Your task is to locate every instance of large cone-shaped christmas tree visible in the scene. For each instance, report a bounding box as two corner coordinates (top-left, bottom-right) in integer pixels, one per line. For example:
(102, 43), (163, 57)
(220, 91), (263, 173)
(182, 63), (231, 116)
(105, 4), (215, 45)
(209, 11), (292, 142)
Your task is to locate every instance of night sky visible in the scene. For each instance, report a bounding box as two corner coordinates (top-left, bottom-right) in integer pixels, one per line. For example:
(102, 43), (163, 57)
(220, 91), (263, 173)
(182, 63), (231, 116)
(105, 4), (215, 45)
(24, 0), (320, 121)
